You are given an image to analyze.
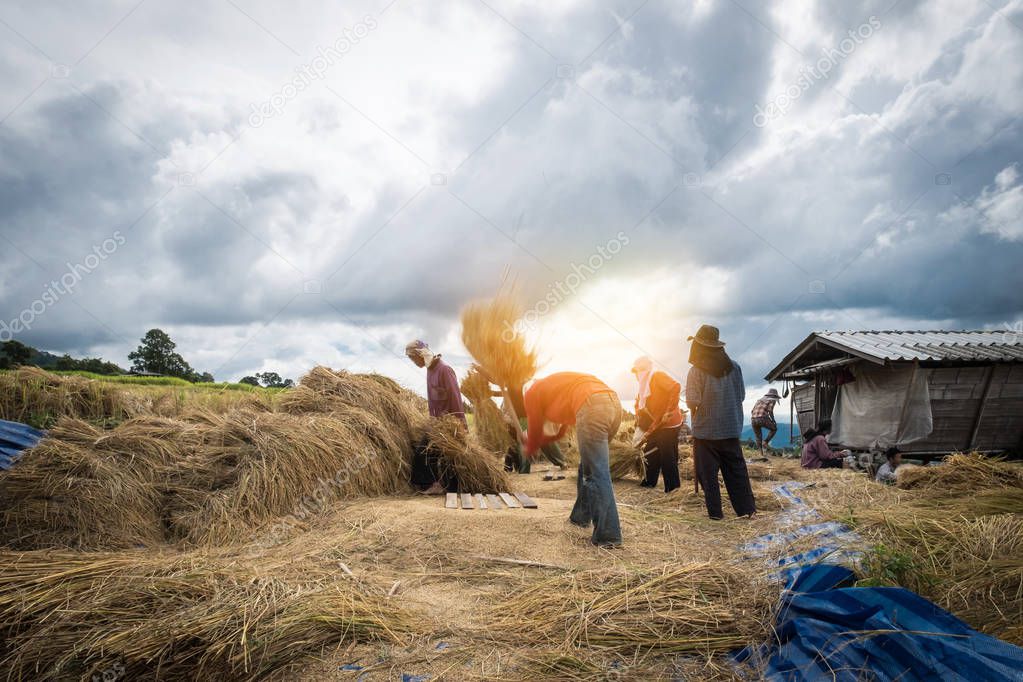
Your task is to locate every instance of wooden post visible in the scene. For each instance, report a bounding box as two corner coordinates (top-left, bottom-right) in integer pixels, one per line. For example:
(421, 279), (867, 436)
(967, 365), (996, 451)
(789, 380), (794, 445)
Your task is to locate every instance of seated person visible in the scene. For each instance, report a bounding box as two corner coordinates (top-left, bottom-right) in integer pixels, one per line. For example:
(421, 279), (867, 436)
(800, 419), (849, 469)
(875, 447), (902, 484)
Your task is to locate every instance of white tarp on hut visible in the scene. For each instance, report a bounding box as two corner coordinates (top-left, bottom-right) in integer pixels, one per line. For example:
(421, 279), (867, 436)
(830, 364), (933, 450)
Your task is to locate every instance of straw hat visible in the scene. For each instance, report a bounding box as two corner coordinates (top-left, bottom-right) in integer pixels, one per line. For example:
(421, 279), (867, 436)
(687, 324), (725, 348)
(762, 388), (782, 401)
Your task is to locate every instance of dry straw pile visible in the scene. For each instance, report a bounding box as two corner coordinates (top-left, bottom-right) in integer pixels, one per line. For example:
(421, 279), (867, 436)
(807, 453), (1023, 645)
(417, 415), (511, 493)
(491, 562), (775, 654)
(0, 366), (434, 550)
(896, 451), (1023, 492)
(0, 547), (417, 680)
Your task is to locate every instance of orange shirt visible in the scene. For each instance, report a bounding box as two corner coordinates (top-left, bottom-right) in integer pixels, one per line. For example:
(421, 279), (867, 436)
(635, 371), (683, 431)
(523, 372), (614, 454)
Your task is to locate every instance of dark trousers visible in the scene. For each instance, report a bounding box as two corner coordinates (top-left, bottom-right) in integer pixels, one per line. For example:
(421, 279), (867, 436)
(641, 426), (681, 493)
(694, 437), (756, 519)
(509, 418), (566, 473)
(411, 438), (459, 492)
(752, 418), (777, 448)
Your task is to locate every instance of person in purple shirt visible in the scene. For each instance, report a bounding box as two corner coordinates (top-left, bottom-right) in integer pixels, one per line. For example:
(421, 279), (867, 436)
(404, 340), (466, 425)
(405, 340), (466, 494)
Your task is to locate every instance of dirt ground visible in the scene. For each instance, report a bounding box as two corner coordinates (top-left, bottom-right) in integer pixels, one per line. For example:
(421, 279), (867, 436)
(285, 458), (806, 681)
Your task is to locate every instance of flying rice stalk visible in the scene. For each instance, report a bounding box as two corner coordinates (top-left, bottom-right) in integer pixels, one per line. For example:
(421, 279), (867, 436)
(460, 295), (538, 393)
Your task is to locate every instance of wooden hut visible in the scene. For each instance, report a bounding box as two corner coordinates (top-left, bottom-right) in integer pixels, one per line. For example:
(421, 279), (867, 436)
(765, 331), (1023, 456)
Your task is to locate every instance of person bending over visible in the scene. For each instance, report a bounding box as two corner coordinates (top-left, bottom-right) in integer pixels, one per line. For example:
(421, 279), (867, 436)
(522, 372), (623, 547)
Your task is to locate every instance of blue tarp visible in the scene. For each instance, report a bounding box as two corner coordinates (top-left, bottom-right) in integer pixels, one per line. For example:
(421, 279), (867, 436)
(736, 480), (1023, 682)
(0, 419), (45, 469)
(747, 577), (1023, 681)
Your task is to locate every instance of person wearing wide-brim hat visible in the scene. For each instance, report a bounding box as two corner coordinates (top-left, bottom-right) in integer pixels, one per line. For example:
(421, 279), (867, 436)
(751, 388), (783, 457)
(684, 325), (756, 520)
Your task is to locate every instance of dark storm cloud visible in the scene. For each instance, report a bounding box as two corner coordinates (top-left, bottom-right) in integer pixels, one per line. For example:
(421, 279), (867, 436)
(0, 0), (1020, 382)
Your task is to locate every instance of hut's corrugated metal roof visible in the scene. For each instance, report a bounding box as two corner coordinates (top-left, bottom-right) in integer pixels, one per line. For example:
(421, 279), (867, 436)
(766, 330), (1023, 380)
(816, 330), (1023, 362)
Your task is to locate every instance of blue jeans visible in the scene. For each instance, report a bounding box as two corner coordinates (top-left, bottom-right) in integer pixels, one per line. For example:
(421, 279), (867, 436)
(569, 392), (623, 545)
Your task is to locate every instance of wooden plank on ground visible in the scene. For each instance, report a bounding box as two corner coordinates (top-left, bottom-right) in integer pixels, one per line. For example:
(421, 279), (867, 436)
(445, 493), (458, 509)
(513, 492), (538, 509)
(460, 493), (474, 509)
(498, 492), (520, 508)
(486, 494), (504, 509)
(475, 493), (488, 509)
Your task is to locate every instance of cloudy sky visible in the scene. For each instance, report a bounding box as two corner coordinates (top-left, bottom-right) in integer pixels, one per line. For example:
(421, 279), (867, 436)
(1, 0), (1021, 410)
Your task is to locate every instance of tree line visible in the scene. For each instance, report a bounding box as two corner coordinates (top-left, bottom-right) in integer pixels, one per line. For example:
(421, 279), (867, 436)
(0, 329), (293, 388)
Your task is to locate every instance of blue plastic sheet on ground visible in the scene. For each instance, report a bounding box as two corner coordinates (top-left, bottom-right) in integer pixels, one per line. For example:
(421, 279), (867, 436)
(744, 484), (863, 585)
(735, 480), (1023, 681)
(0, 419), (44, 470)
(741, 578), (1023, 681)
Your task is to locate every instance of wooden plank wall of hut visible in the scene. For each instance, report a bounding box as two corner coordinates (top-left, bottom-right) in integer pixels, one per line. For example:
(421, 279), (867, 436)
(975, 363), (1023, 451)
(907, 363), (1023, 453)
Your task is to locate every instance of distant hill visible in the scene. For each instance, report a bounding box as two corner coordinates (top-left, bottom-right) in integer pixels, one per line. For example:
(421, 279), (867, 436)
(740, 422), (799, 446)
(28, 349), (63, 367)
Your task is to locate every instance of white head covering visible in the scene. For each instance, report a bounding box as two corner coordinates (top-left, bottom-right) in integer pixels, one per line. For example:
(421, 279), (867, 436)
(631, 355), (654, 409)
(404, 339), (436, 368)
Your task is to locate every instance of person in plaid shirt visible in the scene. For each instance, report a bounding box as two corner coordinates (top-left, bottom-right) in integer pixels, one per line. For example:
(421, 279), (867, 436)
(751, 388), (782, 456)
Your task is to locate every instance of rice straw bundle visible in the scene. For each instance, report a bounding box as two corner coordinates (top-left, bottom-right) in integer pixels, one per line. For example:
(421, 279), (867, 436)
(418, 416), (511, 493)
(846, 509), (1023, 644)
(609, 441), (645, 480)
(490, 562), (775, 654)
(279, 367), (426, 452)
(168, 409), (410, 545)
(896, 452), (1023, 492)
(0, 547), (417, 680)
(460, 365), (513, 453)
(1, 405), (414, 549)
(0, 417), (189, 549)
(460, 295), (538, 389)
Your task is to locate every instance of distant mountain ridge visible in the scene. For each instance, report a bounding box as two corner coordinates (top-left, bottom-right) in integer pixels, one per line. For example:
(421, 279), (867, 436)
(739, 422), (799, 446)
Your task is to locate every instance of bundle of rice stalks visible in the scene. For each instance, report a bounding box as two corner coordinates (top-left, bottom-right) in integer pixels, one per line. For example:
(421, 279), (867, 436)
(609, 441), (645, 480)
(461, 365), (513, 453)
(490, 562), (775, 654)
(849, 510), (1023, 644)
(279, 367), (425, 451)
(460, 295), (538, 389)
(0, 417), (189, 549)
(0, 366), (130, 427)
(165, 409), (411, 545)
(418, 416), (511, 493)
(2, 405), (414, 549)
(896, 452), (1023, 492)
(0, 548), (418, 680)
